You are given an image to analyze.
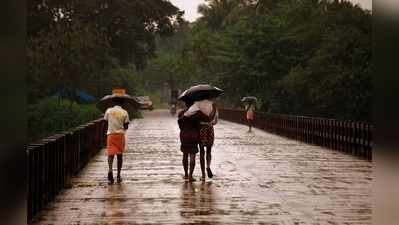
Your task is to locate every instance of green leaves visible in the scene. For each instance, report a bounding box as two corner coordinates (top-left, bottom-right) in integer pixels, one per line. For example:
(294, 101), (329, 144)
(156, 0), (372, 121)
(27, 97), (102, 141)
(28, 21), (112, 101)
(28, 0), (183, 103)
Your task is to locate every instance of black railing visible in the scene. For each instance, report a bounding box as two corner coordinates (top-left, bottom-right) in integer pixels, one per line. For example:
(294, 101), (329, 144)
(219, 109), (372, 160)
(27, 119), (107, 223)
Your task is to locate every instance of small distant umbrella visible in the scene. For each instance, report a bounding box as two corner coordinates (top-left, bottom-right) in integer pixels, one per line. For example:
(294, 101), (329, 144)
(97, 91), (140, 114)
(178, 84), (223, 103)
(241, 96), (257, 104)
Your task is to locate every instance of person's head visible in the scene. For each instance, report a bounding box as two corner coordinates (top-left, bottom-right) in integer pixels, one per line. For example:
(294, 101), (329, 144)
(113, 97), (124, 106)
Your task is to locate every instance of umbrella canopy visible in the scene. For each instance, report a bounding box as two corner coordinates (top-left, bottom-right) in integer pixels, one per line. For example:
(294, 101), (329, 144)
(96, 93), (140, 113)
(178, 84), (223, 103)
(241, 96), (257, 104)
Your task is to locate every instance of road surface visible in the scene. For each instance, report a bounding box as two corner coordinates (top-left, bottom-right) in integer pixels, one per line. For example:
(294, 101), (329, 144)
(32, 110), (372, 225)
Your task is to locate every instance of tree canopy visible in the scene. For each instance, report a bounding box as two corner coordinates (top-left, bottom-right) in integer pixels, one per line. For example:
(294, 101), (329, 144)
(141, 0), (371, 121)
(28, 0), (372, 122)
(28, 0), (183, 103)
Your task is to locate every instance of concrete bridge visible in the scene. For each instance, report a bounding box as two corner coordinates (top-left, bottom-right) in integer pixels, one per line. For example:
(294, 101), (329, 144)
(30, 110), (372, 225)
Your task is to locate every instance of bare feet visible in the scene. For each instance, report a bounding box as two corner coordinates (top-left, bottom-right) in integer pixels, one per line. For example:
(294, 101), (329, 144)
(108, 172), (114, 184)
(188, 176), (196, 182)
(117, 176), (122, 183)
(207, 168), (213, 178)
(183, 175), (189, 180)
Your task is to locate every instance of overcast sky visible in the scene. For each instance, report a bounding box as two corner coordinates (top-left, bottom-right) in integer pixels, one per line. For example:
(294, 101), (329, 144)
(169, 0), (372, 22)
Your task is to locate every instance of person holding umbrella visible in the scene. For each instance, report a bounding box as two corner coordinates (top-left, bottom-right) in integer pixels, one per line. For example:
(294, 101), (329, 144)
(177, 100), (211, 182)
(97, 89), (139, 184)
(179, 85), (223, 180)
(241, 96), (257, 132)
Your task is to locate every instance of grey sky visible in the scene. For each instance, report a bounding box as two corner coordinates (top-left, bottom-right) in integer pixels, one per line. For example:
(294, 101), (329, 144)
(350, 0), (372, 10)
(169, 0), (372, 22)
(170, 0), (206, 22)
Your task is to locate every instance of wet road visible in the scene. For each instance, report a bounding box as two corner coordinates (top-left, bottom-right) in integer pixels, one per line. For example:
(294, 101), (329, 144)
(32, 110), (372, 225)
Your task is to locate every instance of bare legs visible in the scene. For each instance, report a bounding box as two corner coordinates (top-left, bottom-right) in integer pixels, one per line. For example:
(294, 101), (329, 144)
(182, 153), (188, 178)
(200, 145), (213, 180)
(248, 119), (253, 132)
(107, 156), (114, 184)
(116, 155), (122, 182)
(200, 148), (205, 179)
(182, 153), (196, 181)
(108, 154), (123, 184)
(189, 154), (196, 181)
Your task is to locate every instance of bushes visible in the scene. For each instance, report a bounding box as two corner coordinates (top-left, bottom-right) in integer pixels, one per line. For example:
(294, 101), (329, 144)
(28, 97), (102, 141)
(28, 97), (145, 141)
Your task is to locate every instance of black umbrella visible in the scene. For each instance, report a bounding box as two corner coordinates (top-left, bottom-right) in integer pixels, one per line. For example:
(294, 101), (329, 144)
(96, 94), (140, 113)
(178, 84), (223, 103)
(241, 96), (257, 104)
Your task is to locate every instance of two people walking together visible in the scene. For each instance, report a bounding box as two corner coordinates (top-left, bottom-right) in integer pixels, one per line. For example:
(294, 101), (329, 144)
(178, 96), (218, 182)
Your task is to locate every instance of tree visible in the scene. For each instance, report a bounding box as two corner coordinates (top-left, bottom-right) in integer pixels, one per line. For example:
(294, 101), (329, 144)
(28, 0), (185, 103)
(28, 21), (112, 103)
(197, 0), (241, 30)
(154, 0), (372, 121)
(29, 0), (183, 69)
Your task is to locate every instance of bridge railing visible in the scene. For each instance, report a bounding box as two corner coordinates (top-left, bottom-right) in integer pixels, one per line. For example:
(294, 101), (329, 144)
(27, 119), (107, 223)
(219, 109), (372, 160)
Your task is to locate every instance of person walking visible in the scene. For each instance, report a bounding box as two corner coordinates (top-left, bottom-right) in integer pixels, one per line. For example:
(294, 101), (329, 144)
(184, 97), (218, 180)
(178, 101), (215, 182)
(199, 103), (218, 180)
(245, 103), (255, 132)
(104, 98), (129, 184)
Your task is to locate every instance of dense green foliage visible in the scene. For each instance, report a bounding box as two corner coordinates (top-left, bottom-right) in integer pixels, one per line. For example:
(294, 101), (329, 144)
(28, 97), (102, 141)
(28, 96), (143, 141)
(142, 0), (372, 121)
(27, 0), (372, 141)
(28, 0), (183, 139)
(28, 0), (183, 103)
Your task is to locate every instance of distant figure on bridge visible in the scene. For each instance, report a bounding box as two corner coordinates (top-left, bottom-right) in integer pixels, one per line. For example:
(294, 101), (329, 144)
(184, 94), (218, 180)
(178, 100), (216, 182)
(245, 103), (255, 132)
(104, 98), (130, 184)
(241, 97), (257, 132)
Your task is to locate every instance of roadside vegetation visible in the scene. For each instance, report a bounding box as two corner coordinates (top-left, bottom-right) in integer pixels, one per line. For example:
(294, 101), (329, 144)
(28, 0), (372, 140)
(28, 0), (183, 140)
(141, 0), (371, 122)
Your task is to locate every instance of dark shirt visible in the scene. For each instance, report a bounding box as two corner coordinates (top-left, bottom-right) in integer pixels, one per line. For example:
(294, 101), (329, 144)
(178, 110), (212, 146)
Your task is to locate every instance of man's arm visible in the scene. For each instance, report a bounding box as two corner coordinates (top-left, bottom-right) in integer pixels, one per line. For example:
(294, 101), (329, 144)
(199, 103), (217, 122)
(192, 105), (216, 122)
(211, 109), (219, 125)
(104, 109), (109, 121)
(123, 112), (130, 130)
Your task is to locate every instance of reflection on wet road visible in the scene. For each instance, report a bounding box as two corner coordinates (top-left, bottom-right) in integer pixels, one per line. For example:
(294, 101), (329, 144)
(33, 110), (372, 225)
